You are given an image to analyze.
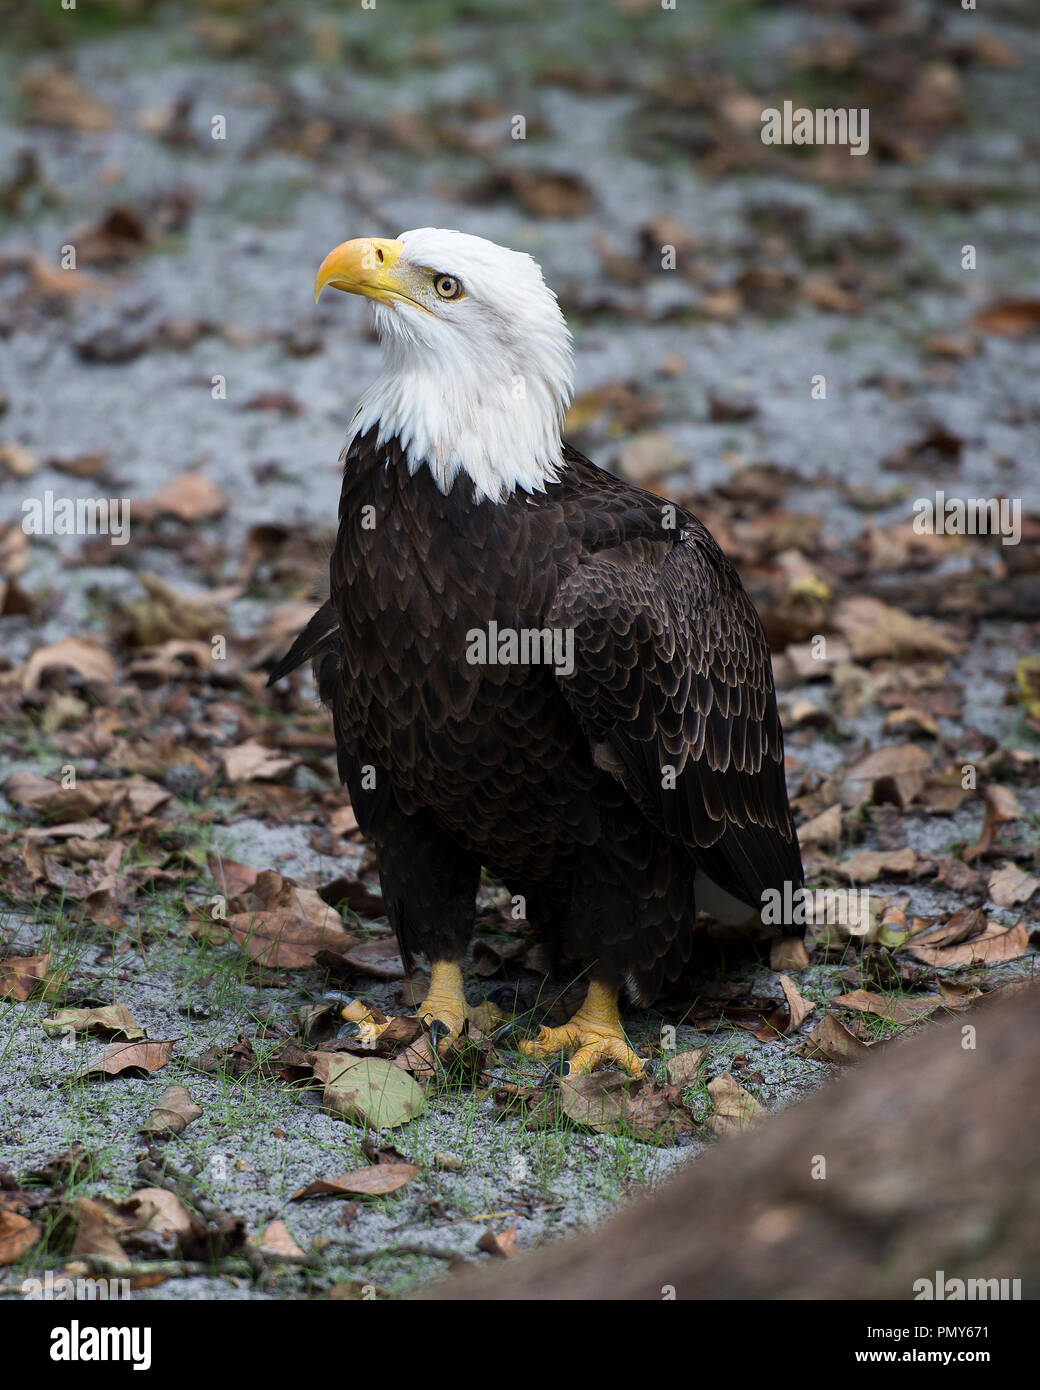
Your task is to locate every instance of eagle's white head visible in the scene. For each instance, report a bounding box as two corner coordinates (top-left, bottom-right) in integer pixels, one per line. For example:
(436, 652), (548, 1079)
(315, 228), (574, 504)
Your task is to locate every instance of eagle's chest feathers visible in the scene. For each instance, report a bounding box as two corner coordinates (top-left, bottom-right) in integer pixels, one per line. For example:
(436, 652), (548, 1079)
(333, 438), (567, 750)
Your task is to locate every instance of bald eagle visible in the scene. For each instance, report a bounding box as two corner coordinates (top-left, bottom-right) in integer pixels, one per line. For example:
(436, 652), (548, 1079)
(269, 229), (802, 1076)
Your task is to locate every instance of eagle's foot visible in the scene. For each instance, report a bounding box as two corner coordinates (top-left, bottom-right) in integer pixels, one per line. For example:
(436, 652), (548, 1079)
(414, 960), (469, 1041)
(329, 961), (472, 1055)
(517, 981), (646, 1078)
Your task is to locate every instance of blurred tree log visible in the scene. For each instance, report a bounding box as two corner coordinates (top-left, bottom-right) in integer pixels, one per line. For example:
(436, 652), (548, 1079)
(439, 987), (1039, 1300)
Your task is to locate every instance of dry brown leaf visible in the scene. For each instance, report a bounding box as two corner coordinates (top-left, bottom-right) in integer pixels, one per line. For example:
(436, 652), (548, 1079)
(70, 1197), (128, 1264)
(221, 740), (295, 783)
(208, 855), (259, 899)
(557, 1072), (630, 1131)
(833, 596), (962, 660)
(125, 640), (214, 681)
(706, 1073), (765, 1135)
(124, 572), (231, 646)
(665, 1048), (707, 1087)
(839, 847), (919, 882)
(639, 214), (697, 259)
(115, 779), (172, 817)
(228, 871), (355, 967)
(290, 1163), (419, 1201)
(21, 65), (115, 131)
(970, 298), (1040, 338)
(342, 938), (406, 979)
(844, 744), (931, 810)
(770, 936), (810, 971)
(908, 921), (1028, 968)
(229, 909), (353, 968)
(798, 802), (842, 848)
(878, 903), (910, 947)
(50, 451), (109, 479)
(42, 1004), (144, 1041)
(87, 1039), (175, 1078)
(0, 1211), (41, 1265)
(25, 818), (110, 842)
(250, 1220), (307, 1262)
(140, 1084), (202, 1136)
(801, 272), (861, 314)
(0, 951), (57, 1002)
(0, 522), (30, 577)
(20, 637), (116, 694)
(511, 169), (591, 218)
(477, 1226), (519, 1258)
(831, 989), (940, 1026)
(883, 706), (939, 739)
(26, 255), (104, 299)
(964, 784), (1022, 862)
(25, 1144), (92, 1189)
(622, 1078), (695, 1144)
(911, 906), (987, 948)
(798, 1013), (873, 1063)
(3, 770), (104, 820)
(937, 980), (984, 1008)
(784, 638), (852, 679)
(918, 775), (969, 815)
(778, 974), (815, 1033)
(0, 442), (38, 477)
(393, 1035), (439, 1082)
(987, 862), (1039, 908)
(140, 472), (227, 522)
(123, 1189), (195, 1244)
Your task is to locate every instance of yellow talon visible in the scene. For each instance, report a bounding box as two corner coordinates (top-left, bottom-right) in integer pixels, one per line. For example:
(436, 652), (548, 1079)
(336, 960), (472, 1053)
(415, 960), (469, 1040)
(336, 997), (391, 1047)
(519, 981), (646, 1077)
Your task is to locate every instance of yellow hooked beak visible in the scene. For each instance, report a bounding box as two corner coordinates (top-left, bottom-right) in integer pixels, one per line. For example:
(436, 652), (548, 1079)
(314, 237), (414, 308)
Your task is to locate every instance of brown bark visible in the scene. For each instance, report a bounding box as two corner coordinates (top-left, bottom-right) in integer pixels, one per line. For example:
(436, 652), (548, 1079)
(438, 986), (1040, 1300)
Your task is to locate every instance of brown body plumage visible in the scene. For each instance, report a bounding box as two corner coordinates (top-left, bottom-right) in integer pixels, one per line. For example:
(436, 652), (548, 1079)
(270, 429), (802, 1004)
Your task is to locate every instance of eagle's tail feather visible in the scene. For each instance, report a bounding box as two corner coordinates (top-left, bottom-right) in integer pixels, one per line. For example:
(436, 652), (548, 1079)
(265, 599), (338, 685)
(693, 819), (803, 922)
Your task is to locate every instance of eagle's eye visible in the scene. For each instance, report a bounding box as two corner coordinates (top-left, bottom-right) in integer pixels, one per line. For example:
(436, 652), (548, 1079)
(433, 274), (463, 301)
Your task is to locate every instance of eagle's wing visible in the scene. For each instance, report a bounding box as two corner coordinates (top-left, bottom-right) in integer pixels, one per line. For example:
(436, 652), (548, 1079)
(548, 527), (802, 910)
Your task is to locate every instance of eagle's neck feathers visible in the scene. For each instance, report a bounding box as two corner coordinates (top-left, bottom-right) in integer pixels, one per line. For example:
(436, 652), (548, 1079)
(345, 359), (567, 504)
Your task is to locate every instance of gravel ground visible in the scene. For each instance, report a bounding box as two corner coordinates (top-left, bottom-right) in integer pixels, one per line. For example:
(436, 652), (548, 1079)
(1, 0), (1038, 1300)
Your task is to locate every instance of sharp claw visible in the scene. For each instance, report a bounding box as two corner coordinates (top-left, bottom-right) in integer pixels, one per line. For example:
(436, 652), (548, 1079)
(313, 991), (356, 1009)
(427, 1018), (451, 1053)
(335, 1021), (361, 1040)
(492, 1011), (540, 1046)
(542, 1057), (570, 1081)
